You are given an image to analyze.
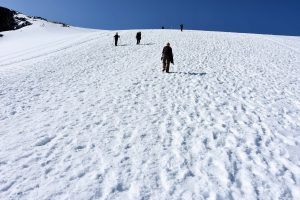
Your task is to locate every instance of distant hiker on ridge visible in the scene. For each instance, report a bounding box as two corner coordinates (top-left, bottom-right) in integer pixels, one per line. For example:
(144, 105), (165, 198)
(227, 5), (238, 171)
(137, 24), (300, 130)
(161, 43), (174, 73)
(180, 24), (184, 32)
(136, 32), (142, 45)
(162, 26), (165, 29)
(114, 32), (120, 46)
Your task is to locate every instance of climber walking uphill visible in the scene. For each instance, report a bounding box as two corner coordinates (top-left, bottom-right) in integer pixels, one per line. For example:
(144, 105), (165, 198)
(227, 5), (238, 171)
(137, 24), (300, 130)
(180, 24), (184, 32)
(136, 32), (142, 45)
(161, 43), (174, 73)
(114, 33), (120, 46)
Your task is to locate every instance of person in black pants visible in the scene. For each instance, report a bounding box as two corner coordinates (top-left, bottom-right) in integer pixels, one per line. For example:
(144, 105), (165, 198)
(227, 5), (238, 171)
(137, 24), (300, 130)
(136, 32), (142, 45)
(180, 24), (184, 32)
(114, 33), (120, 46)
(161, 43), (174, 73)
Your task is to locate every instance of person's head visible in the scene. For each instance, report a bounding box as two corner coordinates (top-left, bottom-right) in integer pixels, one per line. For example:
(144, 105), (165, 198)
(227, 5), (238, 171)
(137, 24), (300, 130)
(167, 42), (170, 46)
(116, 32), (118, 35)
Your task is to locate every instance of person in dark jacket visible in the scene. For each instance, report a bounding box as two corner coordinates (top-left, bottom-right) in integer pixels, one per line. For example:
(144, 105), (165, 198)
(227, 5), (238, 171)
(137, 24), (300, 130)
(136, 32), (142, 45)
(114, 32), (120, 46)
(180, 24), (183, 32)
(161, 43), (174, 73)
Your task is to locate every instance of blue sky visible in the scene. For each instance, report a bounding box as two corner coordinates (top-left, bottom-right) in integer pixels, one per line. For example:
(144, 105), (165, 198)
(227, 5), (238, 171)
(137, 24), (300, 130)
(1, 0), (300, 35)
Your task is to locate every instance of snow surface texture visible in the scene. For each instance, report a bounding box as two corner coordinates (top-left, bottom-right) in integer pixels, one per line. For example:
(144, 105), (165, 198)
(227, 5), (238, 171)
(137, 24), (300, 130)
(1, 18), (300, 200)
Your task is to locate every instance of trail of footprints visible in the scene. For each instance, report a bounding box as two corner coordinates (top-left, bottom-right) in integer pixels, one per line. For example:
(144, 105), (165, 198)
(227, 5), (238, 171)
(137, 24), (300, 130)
(1, 31), (300, 199)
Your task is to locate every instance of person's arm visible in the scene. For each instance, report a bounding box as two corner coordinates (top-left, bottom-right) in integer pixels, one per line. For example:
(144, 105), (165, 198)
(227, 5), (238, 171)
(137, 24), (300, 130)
(161, 47), (165, 60)
(170, 48), (174, 64)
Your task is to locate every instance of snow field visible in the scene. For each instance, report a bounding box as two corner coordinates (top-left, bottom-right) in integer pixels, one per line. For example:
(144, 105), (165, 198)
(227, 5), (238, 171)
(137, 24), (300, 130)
(0, 22), (300, 199)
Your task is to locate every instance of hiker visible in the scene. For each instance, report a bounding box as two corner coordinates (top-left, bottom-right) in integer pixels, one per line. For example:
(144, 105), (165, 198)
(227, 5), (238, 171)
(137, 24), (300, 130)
(136, 32), (141, 45)
(180, 24), (183, 32)
(114, 32), (120, 46)
(162, 26), (165, 29)
(161, 43), (174, 73)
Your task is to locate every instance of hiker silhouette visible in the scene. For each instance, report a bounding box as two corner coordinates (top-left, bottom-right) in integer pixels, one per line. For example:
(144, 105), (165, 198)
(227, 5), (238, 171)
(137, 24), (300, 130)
(161, 43), (174, 73)
(180, 24), (184, 32)
(136, 32), (141, 45)
(114, 33), (120, 46)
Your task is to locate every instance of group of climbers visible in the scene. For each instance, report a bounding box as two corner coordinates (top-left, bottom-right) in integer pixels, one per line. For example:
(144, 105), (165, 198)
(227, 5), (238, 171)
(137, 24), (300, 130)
(113, 24), (183, 73)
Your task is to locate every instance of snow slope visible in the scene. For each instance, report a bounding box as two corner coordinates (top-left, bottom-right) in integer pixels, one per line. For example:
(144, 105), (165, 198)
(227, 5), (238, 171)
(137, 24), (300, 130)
(1, 19), (300, 200)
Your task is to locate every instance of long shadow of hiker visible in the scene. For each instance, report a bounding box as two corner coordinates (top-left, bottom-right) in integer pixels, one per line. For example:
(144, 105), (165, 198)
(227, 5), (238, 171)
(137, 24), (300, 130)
(117, 43), (155, 47)
(140, 43), (156, 46)
(170, 72), (207, 76)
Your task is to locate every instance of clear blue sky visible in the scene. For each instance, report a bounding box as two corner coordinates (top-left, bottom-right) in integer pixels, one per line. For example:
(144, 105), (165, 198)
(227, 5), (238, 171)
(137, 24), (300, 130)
(1, 0), (300, 35)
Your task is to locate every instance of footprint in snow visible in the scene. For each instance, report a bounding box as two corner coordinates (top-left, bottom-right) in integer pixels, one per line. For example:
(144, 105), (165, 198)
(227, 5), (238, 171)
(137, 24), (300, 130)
(35, 136), (55, 146)
(74, 145), (86, 151)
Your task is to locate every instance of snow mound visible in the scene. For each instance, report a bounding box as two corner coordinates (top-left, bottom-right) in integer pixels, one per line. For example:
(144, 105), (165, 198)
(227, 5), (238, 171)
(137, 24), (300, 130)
(0, 20), (300, 200)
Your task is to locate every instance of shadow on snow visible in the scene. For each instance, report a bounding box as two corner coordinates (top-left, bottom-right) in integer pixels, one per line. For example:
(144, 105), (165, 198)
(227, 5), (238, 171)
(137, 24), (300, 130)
(140, 43), (156, 46)
(169, 72), (207, 76)
(117, 43), (155, 47)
